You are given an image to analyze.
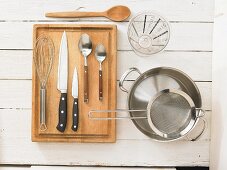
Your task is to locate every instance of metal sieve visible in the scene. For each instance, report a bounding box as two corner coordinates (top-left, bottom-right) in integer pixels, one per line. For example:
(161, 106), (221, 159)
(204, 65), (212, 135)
(89, 88), (205, 141)
(147, 89), (205, 140)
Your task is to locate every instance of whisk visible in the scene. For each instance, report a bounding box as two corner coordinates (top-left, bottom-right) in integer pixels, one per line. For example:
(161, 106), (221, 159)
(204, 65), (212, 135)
(33, 35), (54, 131)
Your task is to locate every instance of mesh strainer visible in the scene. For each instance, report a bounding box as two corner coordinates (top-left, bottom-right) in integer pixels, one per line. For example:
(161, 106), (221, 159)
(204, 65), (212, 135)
(147, 89), (204, 140)
(89, 89), (205, 141)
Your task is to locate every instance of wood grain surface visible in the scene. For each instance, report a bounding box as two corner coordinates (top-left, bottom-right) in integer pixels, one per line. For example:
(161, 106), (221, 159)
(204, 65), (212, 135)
(32, 24), (117, 142)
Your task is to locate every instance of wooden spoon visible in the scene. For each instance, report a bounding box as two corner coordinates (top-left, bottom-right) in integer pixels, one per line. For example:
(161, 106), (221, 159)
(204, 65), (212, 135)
(45, 5), (131, 21)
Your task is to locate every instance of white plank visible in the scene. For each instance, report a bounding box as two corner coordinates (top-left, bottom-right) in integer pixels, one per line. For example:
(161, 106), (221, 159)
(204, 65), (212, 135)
(0, 22), (213, 51)
(0, 0), (213, 22)
(31, 167), (176, 170)
(0, 115), (209, 166)
(0, 50), (32, 80)
(0, 80), (211, 110)
(0, 80), (32, 108)
(118, 51), (212, 81)
(0, 167), (175, 170)
(0, 139), (209, 166)
(0, 50), (211, 81)
(0, 167), (31, 170)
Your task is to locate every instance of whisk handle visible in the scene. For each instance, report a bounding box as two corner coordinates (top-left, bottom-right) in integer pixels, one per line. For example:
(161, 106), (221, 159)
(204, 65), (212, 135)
(40, 88), (47, 131)
(56, 93), (67, 132)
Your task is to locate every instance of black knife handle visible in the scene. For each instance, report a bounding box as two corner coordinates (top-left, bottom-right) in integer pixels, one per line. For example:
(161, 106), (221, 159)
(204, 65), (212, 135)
(72, 98), (79, 131)
(56, 93), (67, 132)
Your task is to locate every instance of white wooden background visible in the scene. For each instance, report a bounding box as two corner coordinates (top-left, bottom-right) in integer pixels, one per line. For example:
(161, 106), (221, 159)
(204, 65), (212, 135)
(0, 0), (213, 168)
(210, 0), (227, 169)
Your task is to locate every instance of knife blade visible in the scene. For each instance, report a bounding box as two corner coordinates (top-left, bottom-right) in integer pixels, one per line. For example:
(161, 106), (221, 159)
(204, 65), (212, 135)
(56, 31), (68, 132)
(72, 67), (79, 131)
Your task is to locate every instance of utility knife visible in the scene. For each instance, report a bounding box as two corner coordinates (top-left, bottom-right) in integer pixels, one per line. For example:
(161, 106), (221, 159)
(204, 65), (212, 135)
(72, 67), (79, 131)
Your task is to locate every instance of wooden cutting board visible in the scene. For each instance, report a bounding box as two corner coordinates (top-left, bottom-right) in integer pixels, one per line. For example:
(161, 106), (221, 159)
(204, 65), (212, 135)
(32, 24), (117, 142)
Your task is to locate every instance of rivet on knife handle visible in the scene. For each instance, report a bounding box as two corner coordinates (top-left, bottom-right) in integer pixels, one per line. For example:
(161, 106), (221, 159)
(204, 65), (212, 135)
(72, 98), (79, 131)
(99, 70), (103, 100)
(56, 93), (67, 132)
(84, 65), (88, 103)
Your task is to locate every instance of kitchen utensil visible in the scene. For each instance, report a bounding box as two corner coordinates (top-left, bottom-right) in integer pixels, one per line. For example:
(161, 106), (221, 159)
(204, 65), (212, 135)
(119, 67), (203, 141)
(45, 5), (131, 22)
(89, 67), (206, 142)
(33, 35), (54, 131)
(89, 89), (205, 141)
(95, 44), (107, 100)
(56, 31), (68, 132)
(128, 11), (170, 56)
(72, 67), (79, 131)
(79, 33), (92, 103)
(146, 89), (205, 140)
(88, 89), (206, 141)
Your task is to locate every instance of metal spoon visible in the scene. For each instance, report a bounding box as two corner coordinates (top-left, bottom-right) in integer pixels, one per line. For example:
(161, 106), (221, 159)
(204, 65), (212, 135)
(95, 44), (106, 101)
(78, 33), (92, 103)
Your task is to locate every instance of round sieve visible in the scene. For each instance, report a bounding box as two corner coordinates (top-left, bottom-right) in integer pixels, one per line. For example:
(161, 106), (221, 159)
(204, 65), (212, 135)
(147, 89), (204, 140)
(88, 88), (205, 141)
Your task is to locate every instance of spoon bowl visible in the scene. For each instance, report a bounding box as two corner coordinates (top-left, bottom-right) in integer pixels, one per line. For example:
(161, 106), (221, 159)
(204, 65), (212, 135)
(95, 44), (107, 64)
(105, 5), (131, 21)
(78, 34), (92, 61)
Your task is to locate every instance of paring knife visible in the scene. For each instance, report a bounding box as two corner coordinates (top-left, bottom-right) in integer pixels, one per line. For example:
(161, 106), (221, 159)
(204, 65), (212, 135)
(72, 67), (79, 131)
(56, 31), (68, 132)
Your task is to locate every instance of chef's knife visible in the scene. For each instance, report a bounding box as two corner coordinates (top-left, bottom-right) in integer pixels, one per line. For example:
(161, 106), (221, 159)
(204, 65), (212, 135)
(56, 31), (68, 132)
(72, 67), (79, 131)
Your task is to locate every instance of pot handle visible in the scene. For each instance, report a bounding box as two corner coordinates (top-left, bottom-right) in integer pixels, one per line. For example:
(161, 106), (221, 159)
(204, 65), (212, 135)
(88, 109), (147, 120)
(186, 109), (206, 141)
(119, 67), (141, 93)
(186, 118), (206, 141)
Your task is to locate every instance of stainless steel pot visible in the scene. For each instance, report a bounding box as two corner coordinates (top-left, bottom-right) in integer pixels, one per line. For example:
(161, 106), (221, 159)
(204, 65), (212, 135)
(89, 67), (206, 142)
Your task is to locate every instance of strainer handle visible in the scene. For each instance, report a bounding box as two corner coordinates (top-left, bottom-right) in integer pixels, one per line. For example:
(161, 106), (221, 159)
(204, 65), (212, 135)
(119, 67), (141, 93)
(88, 109), (147, 120)
(187, 118), (206, 141)
(195, 108), (205, 118)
